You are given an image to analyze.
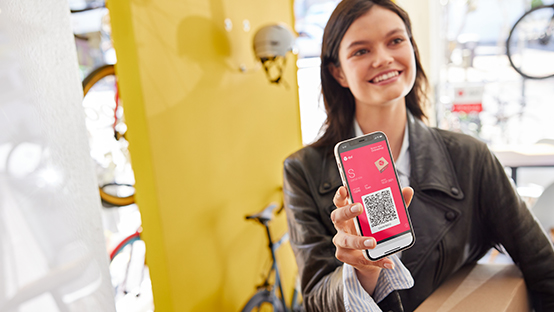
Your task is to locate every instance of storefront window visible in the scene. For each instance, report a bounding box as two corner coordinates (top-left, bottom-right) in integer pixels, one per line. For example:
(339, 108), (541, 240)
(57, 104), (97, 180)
(437, 0), (554, 147)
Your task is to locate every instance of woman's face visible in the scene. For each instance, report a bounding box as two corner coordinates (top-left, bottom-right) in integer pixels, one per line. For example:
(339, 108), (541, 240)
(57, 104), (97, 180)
(331, 5), (416, 109)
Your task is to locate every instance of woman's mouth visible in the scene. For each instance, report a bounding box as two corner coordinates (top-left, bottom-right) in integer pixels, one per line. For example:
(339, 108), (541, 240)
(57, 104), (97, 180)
(370, 71), (401, 83)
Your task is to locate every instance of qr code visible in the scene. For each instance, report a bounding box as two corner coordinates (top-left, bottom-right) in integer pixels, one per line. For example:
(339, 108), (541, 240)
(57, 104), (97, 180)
(361, 187), (400, 234)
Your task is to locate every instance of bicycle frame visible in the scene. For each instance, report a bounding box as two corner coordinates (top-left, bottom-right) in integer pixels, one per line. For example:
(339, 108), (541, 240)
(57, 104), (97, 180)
(244, 202), (302, 312)
(260, 219), (290, 311)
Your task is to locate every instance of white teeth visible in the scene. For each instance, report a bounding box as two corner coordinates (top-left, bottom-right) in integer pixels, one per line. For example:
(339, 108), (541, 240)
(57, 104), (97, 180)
(373, 71), (399, 83)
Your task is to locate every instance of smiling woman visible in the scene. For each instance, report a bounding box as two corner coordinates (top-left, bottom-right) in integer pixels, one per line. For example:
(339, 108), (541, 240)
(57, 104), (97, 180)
(328, 6), (417, 149)
(283, 0), (554, 311)
(312, 0), (428, 151)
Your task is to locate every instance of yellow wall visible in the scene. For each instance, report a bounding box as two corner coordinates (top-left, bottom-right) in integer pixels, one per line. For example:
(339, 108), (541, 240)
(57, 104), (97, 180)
(108, 0), (302, 311)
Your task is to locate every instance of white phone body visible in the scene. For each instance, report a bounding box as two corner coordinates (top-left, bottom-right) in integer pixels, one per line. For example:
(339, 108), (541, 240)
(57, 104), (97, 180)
(334, 131), (415, 261)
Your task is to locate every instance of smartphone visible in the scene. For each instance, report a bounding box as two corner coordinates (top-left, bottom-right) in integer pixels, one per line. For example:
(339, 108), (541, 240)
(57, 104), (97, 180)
(334, 131), (415, 261)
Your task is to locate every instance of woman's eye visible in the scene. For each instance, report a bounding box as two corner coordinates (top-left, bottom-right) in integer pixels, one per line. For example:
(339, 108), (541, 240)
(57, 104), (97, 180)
(391, 38), (405, 45)
(353, 49), (369, 56)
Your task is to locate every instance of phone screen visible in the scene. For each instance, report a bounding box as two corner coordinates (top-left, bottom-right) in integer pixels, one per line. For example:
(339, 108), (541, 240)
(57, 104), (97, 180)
(337, 135), (411, 244)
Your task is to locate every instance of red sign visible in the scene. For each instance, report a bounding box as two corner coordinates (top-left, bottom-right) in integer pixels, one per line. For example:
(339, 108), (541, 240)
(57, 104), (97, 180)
(452, 84), (484, 113)
(452, 103), (483, 113)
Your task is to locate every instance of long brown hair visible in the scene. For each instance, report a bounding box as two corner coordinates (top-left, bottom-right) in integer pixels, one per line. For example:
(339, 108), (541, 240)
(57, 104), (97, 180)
(311, 0), (428, 148)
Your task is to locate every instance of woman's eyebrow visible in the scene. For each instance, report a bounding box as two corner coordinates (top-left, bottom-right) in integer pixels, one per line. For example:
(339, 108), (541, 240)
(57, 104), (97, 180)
(346, 40), (370, 50)
(345, 27), (406, 50)
(386, 28), (406, 37)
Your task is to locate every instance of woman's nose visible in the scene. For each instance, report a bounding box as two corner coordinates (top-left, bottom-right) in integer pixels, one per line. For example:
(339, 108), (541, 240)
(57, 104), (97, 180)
(371, 46), (394, 68)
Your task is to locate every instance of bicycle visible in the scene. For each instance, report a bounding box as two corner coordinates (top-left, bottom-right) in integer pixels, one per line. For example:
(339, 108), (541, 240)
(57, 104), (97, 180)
(102, 202), (152, 307)
(241, 203), (304, 312)
(70, 0), (135, 207)
(108, 229), (148, 299)
(82, 63), (135, 207)
(71, 3), (152, 309)
(506, 2), (554, 79)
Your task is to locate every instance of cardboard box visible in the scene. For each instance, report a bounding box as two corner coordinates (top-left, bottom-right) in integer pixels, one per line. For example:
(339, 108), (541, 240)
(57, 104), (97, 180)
(415, 264), (530, 312)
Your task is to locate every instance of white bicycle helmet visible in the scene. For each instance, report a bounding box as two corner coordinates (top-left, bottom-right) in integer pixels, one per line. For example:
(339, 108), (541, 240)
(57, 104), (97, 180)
(253, 24), (295, 61)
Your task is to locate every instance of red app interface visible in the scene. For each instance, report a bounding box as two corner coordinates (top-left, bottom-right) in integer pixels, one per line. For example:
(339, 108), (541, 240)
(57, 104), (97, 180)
(340, 140), (410, 242)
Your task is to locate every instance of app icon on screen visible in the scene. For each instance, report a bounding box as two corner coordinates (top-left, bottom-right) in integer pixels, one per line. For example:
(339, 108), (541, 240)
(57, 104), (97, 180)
(375, 157), (389, 173)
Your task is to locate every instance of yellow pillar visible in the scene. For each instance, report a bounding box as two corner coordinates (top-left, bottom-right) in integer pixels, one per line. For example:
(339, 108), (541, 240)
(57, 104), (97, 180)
(108, 0), (302, 311)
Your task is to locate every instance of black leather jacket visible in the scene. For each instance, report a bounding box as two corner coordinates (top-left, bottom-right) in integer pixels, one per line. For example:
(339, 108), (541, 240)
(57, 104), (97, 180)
(283, 113), (554, 312)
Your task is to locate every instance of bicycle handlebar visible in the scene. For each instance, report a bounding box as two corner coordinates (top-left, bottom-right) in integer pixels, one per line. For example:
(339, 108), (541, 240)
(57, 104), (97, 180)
(245, 202), (281, 224)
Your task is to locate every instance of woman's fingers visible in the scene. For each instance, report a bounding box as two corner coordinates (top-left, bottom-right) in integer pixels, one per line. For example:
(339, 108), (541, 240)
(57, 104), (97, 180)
(371, 257), (395, 270)
(331, 185), (406, 271)
(331, 202), (362, 226)
(332, 186), (361, 233)
(333, 186), (350, 207)
(333, 231), (376, 250)
(335, 247), (395, 270)
(402, 186), (414, 207)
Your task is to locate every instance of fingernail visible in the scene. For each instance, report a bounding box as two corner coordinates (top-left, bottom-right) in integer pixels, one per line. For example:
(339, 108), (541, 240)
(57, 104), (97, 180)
(364, 239), (375, 248)
(384, 263), (395, 269)
(351, 204), (361, 213)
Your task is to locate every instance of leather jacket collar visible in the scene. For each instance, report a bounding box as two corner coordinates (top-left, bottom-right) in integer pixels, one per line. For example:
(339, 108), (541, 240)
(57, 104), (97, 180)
(317, 112), (464, 200)
(407, 113), (464, 200)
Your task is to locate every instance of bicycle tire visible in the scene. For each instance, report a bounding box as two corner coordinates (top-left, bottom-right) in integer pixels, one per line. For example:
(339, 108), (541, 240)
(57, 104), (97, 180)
(110, 231), (141, 261)
(83, 64), (115, 95)
(99, 183), (135, 207)
(83, 65), (134, 206)
(83, 64), (126, 138)
(241, 289), (285, 312)
(506, 5), (554, 79)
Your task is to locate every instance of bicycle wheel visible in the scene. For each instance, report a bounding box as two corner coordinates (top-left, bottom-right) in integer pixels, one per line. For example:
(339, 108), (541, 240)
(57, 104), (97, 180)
(109, 231), (141, 261)
(99, 183), (135, 207)
(83, 64), (135, 206)
(109, 235), (147, 298)
(507, 5), (554, 79)
(241, 289), (285, 312)
(83, 64), (127, 140)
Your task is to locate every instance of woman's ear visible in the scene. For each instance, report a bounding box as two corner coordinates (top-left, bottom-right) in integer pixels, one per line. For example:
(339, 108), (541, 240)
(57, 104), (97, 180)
(329, 63), (349, 88)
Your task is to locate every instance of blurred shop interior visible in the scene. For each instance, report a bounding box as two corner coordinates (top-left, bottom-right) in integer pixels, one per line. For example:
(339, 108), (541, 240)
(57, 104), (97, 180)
(1, 0), (554, 311)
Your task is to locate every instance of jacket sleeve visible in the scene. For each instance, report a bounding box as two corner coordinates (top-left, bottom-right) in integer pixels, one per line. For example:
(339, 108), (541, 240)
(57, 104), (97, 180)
(283, 155), (346, 312)
(478, 148), (554, 311)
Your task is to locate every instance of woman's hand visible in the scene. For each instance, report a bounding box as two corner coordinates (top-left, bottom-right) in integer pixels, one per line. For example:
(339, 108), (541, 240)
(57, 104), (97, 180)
(331, 186), (414, 294)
